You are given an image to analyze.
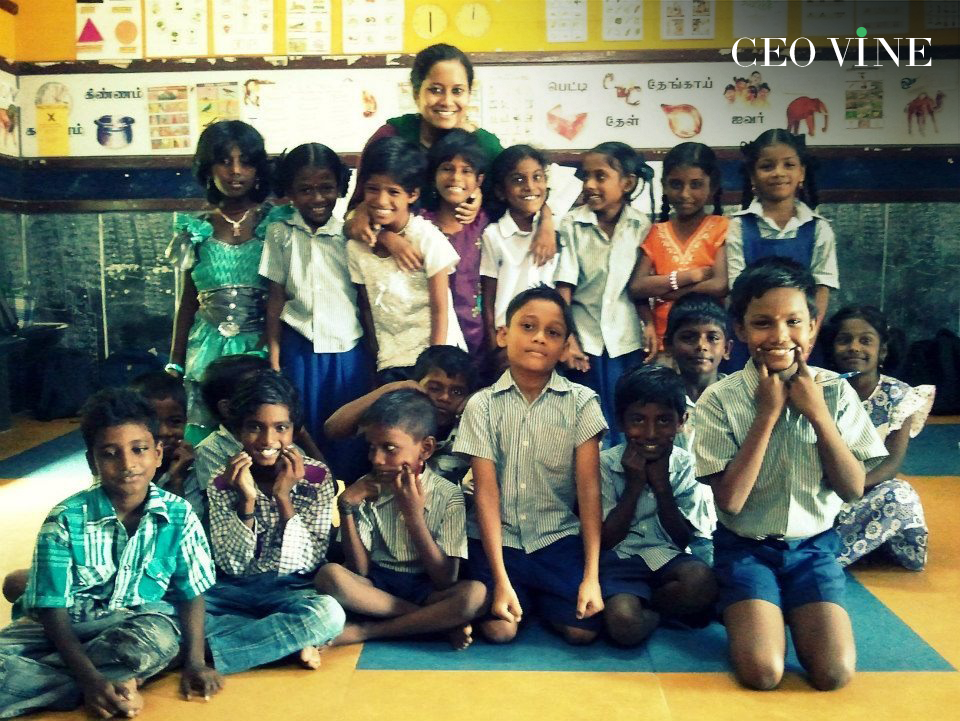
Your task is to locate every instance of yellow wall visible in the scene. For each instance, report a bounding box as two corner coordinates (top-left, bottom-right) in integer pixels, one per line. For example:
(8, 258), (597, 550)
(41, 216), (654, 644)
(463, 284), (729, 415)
(8, 0), (960, 62)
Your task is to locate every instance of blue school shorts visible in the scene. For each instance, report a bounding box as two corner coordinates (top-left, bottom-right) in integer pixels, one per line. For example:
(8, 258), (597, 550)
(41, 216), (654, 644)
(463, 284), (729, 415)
(367, 563), (436, 606)
(713, 525), (846, 613)
(600, 552), (703, 602)
(466, 535), (606, 631)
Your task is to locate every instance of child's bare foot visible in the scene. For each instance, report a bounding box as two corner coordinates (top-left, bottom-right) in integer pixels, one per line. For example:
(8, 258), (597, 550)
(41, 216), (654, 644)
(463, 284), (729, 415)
(116, 679), (145, 717)
(448, 624), (474, 651)
(297, 646), (324, 670)
(331, 622), (368, 646)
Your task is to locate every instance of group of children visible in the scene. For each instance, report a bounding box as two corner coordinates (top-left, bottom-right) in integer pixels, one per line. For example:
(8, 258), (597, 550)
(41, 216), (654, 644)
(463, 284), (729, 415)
(0, 107), (938, 715)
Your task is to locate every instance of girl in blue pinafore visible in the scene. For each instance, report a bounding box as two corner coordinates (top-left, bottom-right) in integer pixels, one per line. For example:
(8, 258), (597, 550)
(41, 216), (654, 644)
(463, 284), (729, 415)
(723, 129), (839, 370)
(166, 120), (290, 440)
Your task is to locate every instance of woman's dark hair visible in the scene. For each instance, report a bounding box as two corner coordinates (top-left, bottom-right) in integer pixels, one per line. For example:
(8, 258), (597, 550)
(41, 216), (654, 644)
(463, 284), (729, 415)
(821, 305), (901, 373)
(659, 142), (723, 222)
(614, 364), (687, 420)
(274, 142), (350, 198)
(739, 128), (819, 210)
(411, 43), (474, 96)
(227, 369), (303, 432)
(728, 256), (817, 324)
(193, 120), (271, 204)
(579, 142), (655, 218)
(200, 354), (270, 422)
(487, 144), (550, 221)
(80, 388), (159, 469)
(422, 129), (490, 211)
(357, 136), (427, 196)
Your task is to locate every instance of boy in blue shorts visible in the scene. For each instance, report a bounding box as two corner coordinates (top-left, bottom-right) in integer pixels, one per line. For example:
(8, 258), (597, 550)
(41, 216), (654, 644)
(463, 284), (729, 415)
(316, 389), (486, 649)
(694, 257), (886, 690)
(600, 365), (716, 647)
(454, 285), (608, 645)
(0, 389), (222, 718)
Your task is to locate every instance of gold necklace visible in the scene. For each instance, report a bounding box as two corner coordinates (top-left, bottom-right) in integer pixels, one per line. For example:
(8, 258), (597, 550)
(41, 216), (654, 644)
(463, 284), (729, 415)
(216, 207), (254, 237)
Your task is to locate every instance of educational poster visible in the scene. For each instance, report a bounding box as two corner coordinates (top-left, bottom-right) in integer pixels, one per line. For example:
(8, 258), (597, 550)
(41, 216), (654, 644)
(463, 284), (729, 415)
(602, 0), (643, 42)
(342, 0), (403, 54)
(76, 0), (143, 61)
(733, 0), (787, 39)
(925, 1), (960, 29)
(845, 76), (883, 130)
(145, 0), (208, 58)
(286, 0), (332, 55)
(34, 81), (72, 156)
(661, 0), (714, 40)
(0, 74), (20, 158)
(196, 82), (240, 131)
(801, 0), (854, 37)
(147, 86), (191, 150)
(546, 0), (588, 43)
(212, 0), (273, 56)
(900, 67), (955, 138)
(482, 75), (536, 148)
(855, 1), (910, 35)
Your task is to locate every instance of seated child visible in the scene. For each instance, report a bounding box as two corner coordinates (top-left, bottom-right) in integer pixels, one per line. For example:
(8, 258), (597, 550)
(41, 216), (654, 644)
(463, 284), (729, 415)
(0, 388), (221, 718)
(324, 345), (476, 486)
(454, 286), (608, 645)
(600, 365), (717, 647)
(694, 257), (887, 691)
(314, 389), (486, 649)
(205, 370), (345, 672)
(822, 305), (935, 570)
(663, 293), (732, 451)
(130, 371), (194, 496)
(347, 136), (465, 383)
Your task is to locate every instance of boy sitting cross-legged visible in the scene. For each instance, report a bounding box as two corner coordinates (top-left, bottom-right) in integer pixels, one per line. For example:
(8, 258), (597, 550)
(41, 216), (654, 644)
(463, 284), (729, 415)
(454, 285), (608, 645)
(0, 388), (222, 719)
(315, 389), (486, 649)
(600, 365), (717, 647)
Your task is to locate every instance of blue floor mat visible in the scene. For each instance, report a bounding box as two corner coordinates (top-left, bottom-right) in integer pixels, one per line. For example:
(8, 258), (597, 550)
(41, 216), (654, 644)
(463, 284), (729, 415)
(356, 575), (954, 673)
(901, 424), (960, 476)
(0, 430), (86, 478)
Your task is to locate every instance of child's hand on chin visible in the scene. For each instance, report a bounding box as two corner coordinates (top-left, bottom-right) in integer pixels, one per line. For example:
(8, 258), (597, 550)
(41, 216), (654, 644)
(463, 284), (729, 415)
(227, 452), (257, 500)
(755, 356), (788, 419)
(787, 348), (829, 421)
(340, 475), (381, 506)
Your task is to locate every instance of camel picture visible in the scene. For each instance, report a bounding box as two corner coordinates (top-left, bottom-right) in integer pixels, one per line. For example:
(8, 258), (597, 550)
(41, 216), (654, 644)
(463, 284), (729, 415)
(786, 96), (829, 136)
(905, 91), (945, 136)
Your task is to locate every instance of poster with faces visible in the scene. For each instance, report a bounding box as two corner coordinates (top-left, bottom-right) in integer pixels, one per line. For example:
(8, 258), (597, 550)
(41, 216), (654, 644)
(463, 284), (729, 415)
(76, 0), (144, 61)
(145, 0), (208, 58)
(546, 0), (588, 43)
(212, 0), (274, 56)
(342, 0), (404, 54)
(602, 0), (643, 42)
(661, 0), (714, 40)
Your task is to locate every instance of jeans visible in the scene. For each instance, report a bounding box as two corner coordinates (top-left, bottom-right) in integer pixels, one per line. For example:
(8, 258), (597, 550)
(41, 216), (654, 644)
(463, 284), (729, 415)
(0, 610), (180, 718)
(204, 573), (345, 674)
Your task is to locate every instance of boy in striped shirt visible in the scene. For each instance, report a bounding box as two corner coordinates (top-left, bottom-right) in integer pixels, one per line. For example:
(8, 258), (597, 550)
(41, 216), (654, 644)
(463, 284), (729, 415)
(0, 389), (221, 719)
(454, 286), (608, 645)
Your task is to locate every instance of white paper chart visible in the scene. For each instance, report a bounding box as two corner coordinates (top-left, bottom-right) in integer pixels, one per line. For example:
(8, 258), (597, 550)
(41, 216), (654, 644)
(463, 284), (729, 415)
(76, 0), (143, 61)
(212, 0), (274, 56)
(801, 0), (855, 37)
(661, 0), (714, 40)
(286, 0), (332, 55)
(925, 1), (960, 29)
(733, 0), (787, 39)
(144, 0), (208, 58)
(342, 0), (404, 54)
(603, 0), (643, 42)
(546, 0), (588, 43)
(856, 0), (910, 35)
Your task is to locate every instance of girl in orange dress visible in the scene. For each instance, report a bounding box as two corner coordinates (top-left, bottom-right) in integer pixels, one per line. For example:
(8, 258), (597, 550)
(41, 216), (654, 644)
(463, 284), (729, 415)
(629, 142), (729, 358)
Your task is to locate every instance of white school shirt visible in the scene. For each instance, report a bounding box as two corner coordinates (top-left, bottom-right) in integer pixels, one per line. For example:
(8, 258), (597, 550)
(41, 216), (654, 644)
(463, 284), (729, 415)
(347, 214), (465, 371)
(554, 204), (651, 358)
(479, 211), (560, 328)
(726, 199), (840, 290)
(259, 210), (362, 352)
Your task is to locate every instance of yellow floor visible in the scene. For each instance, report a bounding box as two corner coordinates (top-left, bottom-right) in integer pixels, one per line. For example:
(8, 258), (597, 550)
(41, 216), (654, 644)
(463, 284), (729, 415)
(0, 418), (957, 720)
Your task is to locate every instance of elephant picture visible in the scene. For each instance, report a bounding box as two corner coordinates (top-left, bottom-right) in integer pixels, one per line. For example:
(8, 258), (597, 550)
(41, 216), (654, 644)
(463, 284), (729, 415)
(786, 96), (829, 136)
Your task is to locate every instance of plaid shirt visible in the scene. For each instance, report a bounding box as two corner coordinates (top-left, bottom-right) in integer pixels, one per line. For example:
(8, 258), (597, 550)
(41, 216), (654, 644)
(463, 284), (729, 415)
(22, 483), (215, 623)
(208, 457), (335, 577)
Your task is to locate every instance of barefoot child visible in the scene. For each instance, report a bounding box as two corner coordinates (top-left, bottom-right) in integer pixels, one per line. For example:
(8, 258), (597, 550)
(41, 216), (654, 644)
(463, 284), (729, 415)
(204, 370), (345, 672)
(454, 286), (607, 645)
(0, 389), (222, 718)
(315, 389), (486, 648)
(694, 258), (887, 690)
(600, 365), (717, 647)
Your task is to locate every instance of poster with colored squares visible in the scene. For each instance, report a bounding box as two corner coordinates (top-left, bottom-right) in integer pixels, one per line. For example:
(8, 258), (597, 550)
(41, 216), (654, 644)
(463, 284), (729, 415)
(76, 1), (144, 61)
